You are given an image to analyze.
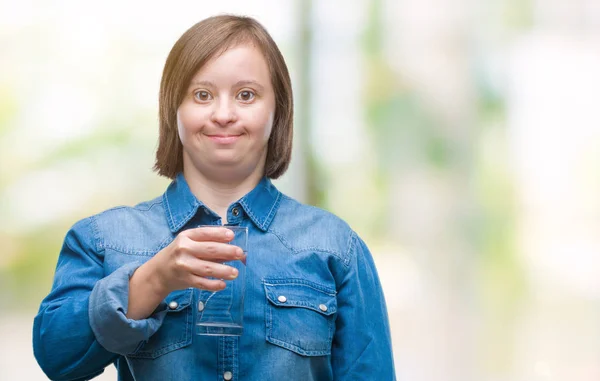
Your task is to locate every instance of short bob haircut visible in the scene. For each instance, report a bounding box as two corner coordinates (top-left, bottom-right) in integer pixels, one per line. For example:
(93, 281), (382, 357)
(153, 15), (293, 179)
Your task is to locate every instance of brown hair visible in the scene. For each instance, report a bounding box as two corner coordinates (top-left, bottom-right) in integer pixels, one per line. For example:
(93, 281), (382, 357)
(153, 15), (294, 179)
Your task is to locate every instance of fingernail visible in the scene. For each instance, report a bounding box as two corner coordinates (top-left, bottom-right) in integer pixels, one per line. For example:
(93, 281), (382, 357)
(225, 230), (234, 239)
(231, 268), (238, 278)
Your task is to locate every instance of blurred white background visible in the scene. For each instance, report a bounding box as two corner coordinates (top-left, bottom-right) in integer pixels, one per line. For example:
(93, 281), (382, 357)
(1, 0), (600, 380)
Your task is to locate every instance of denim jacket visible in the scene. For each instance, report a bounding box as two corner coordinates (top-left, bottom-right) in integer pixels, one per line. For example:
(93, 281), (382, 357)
(33, 173), (396, 380)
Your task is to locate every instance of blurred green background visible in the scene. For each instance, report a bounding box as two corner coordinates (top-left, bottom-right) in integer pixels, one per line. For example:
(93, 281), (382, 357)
(1, 0), (600, 380)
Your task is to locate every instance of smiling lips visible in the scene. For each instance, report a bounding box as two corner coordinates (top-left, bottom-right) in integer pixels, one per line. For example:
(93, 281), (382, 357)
(205, 134), (242, 144)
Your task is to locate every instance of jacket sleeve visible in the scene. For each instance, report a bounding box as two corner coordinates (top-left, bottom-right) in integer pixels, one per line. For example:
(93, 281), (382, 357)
(331, 232), (396, 379)
(33, 216), (168, 381)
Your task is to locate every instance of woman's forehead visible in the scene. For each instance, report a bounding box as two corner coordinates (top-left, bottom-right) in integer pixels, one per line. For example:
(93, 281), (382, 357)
(188, 44), (271, 85)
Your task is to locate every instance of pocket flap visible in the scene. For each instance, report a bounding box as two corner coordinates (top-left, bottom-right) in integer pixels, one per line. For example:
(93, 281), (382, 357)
(164, 288), (193, 312)
(128, 288), (194, 359)
(263, 279), (337, 316)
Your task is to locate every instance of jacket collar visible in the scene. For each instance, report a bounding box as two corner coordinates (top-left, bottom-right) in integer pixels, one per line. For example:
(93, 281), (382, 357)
(163, 172), (281, 233)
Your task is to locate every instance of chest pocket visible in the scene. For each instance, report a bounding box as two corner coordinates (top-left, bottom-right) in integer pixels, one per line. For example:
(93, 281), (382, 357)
(263, 279), (337, 356)
(128, 288), (194, 359)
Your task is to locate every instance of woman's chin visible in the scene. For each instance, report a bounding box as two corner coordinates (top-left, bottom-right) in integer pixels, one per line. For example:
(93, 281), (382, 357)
(200, 157), (255, 174)
(209, 154), (244, 167)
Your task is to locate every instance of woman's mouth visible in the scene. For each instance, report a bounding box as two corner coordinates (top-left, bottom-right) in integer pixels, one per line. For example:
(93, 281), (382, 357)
(205, 134), (242, 144)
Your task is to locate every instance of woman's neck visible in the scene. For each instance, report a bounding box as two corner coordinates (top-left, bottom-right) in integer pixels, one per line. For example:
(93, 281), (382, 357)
(183, 167), (263, 223)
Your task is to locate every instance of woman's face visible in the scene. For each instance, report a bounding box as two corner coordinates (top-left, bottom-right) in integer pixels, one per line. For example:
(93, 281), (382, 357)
(177, 43), (275, 182)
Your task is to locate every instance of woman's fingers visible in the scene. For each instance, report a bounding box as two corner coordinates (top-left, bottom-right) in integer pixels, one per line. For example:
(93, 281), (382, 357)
(160, 226), (245, 292)
(190, 276), (227, 292)
(180, 227), (243, 259)
(183, 226), (234, 243)
(188, 259), (239, 280)
(185, 240), (244, 261)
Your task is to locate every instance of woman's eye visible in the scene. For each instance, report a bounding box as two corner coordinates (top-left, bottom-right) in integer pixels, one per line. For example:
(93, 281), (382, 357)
(194, 91), (212, 102)
(237, 90), (255, 102)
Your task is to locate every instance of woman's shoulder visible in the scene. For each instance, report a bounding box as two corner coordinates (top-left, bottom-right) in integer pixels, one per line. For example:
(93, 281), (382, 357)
(79, 195), (165, 226)
(66, 195), (168, 244)
(277, 194), (350, 229)
(270, 194), (358, 263)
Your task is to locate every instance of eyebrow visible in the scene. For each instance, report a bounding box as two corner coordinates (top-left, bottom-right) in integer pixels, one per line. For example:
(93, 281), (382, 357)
(189, 80), (217, 89)
(233, 80), (265, 92)
(188, 79), (265, 92)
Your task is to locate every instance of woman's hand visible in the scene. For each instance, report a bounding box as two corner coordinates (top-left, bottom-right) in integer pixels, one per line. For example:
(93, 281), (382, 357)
(153, 226), (245, 293)
(126, 226), (245, 320)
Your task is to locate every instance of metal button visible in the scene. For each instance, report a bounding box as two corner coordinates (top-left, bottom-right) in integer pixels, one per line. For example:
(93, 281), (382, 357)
(198, 301), (205, 312)
(277, 295), (287, 303)
(223, 371), (233, 380)
(168, 301), (178, 310)
(232, 207), (240, 217)
(319, 304), (328, 312)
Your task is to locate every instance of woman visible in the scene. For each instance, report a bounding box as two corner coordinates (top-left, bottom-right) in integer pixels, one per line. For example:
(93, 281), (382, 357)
(33, 15), (396, 380)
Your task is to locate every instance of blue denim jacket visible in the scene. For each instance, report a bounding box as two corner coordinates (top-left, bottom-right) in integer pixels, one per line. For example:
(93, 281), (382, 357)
(33, 173), (396, 380)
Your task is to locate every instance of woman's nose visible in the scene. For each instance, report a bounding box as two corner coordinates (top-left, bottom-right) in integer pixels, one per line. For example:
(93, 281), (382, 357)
(210, 98), (237, 126)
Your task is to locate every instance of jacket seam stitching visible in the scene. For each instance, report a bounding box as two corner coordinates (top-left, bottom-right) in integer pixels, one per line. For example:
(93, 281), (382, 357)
(163, 193), (176, 231)
(90, 215), (105, 253)
(173, 206), (198, 232)
(262, 191), (282, 229)
(263, 279), (337, 295)
(267, 228), (350, 267)
(135, 199), (162, 211)
(102, 244), (166, 256)
(343, 232), (358, 269)
(64, 225), (103, 267)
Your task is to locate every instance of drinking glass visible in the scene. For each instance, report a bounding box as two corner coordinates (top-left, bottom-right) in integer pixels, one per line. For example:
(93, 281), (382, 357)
(195, 225), (248, 336)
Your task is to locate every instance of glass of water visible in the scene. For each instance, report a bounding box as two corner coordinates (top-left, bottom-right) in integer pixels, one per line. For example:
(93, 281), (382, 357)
(196, 225), (248, 336)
